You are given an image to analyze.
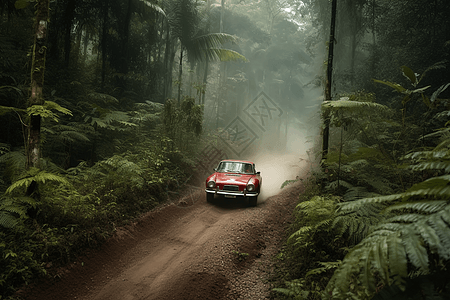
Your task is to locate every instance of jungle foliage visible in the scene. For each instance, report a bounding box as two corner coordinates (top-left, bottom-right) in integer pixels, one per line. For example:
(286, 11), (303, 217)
(0, 0), (206, 296)
(2, 0), (303, 295)
(1, 0), (450, 299)
(274, 66), (450, 299)
(271, 0), (450, 298)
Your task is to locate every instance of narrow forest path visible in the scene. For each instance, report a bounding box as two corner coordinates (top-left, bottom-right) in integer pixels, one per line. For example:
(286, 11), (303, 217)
(22, 164), (307, 300)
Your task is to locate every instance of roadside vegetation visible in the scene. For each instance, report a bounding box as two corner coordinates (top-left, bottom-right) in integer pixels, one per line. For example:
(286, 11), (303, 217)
(274, 77), (450, 299)
(0, 93), (203, 298)
(272, 0), (450, 297)
(274, 70), (450, 299)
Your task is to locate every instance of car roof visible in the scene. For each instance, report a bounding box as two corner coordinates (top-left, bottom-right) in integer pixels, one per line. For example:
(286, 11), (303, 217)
(220, 159), (254, 164)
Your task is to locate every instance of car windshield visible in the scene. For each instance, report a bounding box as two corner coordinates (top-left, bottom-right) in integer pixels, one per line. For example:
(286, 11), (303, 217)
(217, 161), (253, 174)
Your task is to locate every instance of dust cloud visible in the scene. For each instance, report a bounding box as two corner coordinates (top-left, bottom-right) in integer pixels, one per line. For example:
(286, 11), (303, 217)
(251, 121), (317, 203)
(248, 89), (322, 202)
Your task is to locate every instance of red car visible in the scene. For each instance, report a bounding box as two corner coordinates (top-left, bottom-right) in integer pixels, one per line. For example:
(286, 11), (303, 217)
(205, 159), (262, 207)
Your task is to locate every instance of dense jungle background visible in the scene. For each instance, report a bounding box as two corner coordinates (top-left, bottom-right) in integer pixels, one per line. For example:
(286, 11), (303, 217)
(1, 0), (450, 299)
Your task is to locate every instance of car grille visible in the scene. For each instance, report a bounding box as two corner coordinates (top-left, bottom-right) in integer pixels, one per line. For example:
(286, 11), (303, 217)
(223, 185), (239, 191)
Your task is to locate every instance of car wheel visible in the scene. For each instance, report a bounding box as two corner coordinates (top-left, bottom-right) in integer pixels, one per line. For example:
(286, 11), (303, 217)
(248, 196), (257, 207)
(207, 192), (214, 203)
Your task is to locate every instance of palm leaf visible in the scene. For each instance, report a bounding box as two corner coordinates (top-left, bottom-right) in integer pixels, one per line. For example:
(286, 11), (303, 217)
(401, 65), (418, 87)
(135, 0), (166, 16)
(322, 99), (390, 112)
(207, 48), (247, 62)
(373, 79), (407, 93)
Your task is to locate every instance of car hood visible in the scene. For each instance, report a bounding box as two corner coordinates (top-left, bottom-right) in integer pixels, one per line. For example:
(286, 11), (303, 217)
(215, 172), (252, 185)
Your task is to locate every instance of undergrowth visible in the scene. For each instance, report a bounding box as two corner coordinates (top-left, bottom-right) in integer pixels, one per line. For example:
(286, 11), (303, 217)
(272, 67), (450, 299)
(271, 175), (347, 300)
(0, 143), (194, 299)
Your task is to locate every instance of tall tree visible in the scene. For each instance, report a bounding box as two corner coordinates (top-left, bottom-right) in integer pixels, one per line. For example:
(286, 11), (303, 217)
(322, 0), (337, 161)
(26, 0), (50, 169)
(62, 0), (77, 67)
(162, 0), (245, 104)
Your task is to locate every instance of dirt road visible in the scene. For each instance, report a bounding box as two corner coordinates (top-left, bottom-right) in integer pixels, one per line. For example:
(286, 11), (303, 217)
(23, 172), (304, 300)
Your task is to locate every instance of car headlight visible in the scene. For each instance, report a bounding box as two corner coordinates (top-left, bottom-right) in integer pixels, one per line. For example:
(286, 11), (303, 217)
(207, 181), (216, 188)
(247, 183), (255, 192)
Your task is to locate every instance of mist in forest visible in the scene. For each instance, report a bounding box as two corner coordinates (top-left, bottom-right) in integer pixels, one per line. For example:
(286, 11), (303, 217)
(198, 13), (325, 200)
(189, 1), (328, 201)
(251, 87), (323, 202)
(203, 64), (325, 201)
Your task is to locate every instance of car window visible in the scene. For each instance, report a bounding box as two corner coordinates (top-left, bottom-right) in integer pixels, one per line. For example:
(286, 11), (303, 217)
(217, 162), (254, 174)
(217, 162), (240, 173)
(242, 164), (253, 174)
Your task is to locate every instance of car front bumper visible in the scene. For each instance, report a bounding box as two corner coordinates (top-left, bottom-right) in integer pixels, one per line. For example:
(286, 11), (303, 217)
(205, 188), (258, 197)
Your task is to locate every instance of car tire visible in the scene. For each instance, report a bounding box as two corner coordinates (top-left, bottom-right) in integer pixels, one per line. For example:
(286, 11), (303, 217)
(207, 192), (214, 203)
(248, 196), (257, 207)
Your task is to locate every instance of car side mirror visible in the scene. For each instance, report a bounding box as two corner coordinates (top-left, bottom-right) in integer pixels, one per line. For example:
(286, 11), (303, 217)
(256, 171), (260, 175)
(213, 168), (217, 172)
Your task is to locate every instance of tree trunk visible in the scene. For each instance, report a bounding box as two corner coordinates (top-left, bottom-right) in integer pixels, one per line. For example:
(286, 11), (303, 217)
(27, 0), (50, 170)
(63, 0), (76, 68)
(371, 0), (377, 78)
(101, 1), (109, 90)
(220, 0), (224, 33)
(322, 0), (337, 162)
(202, 58), (209, 106)
(167, 44), (176, 99)
(201, 0), (212, 108)
(163, 19), (173, 100)
(117, 0), (133, 91)
(177, 47), (183, 104)
(83, 29), (89, 58)
(216, 0), (226, 129)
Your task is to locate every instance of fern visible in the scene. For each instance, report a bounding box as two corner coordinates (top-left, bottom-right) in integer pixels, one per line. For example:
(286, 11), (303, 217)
(305, 261), (342, 277)
(0, 105), (26, 115)
(129, 102), (162, 128)
(0, 210), (20, 228)
(0, 149), (27, 183)
(48, 124), (90, 143)
(101, 155), (143, 176)
(372, 275), (450, 300)
(326, 204), (450, 298)
(273, 279), (311, 299)
(385, 200), (447, 214)
(87, 92), (119, 105)
(281, 178), (300, 189)
(289, 196), (338, 245)
(333, 200), (385, 244)
(343, 186), (379, 201)
(326, 180), (353, 191)
(322, 96), (391, 130)
(6, 168), (69, 195)
(325, 132), (450, 299)
(0, 143), (9, 155)
(84, 110), (136, 130)
(27, 101), (72, 122)
(0, 195), (35, 228)
(68, 155), (147, 189)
